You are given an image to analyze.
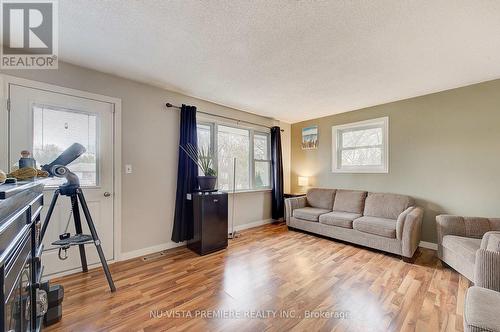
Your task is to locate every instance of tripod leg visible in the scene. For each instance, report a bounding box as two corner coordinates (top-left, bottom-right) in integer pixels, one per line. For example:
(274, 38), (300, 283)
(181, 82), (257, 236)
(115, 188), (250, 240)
(71, 194), (88, 272)
(77, 189), (116, 292)
(41, 190), (60, 241)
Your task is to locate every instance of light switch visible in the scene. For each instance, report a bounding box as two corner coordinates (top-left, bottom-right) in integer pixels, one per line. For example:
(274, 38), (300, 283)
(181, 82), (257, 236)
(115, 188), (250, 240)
(125, 164), (133, 174)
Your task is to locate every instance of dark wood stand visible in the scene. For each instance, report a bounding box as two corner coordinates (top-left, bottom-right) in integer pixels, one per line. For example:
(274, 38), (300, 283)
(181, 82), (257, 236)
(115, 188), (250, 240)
(188, 192), (228, 255)
(284, 193), (306, 199)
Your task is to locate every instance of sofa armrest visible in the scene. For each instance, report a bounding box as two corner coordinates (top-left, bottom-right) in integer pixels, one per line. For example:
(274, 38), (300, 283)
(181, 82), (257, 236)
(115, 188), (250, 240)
(464, 286), (500, 332)
(398, 206), (424, 258)
(474, 232), (500, 292)
(285, 196), (307, 225)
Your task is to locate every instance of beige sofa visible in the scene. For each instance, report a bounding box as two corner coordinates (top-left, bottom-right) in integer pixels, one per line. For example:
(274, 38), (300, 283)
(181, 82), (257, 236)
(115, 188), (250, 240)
(285, 188), (424, 260)
(463, 231), (500, 332)
(436, 215), (500, 281)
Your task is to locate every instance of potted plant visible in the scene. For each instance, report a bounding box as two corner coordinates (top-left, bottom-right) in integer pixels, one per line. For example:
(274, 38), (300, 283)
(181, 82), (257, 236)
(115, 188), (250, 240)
(180, 143), (217, 191)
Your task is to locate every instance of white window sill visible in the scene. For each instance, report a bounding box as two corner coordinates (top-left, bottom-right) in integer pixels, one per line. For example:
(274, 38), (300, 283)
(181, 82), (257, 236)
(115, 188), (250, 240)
(222, 188), (272, 195)
(332, 168), (389, 174)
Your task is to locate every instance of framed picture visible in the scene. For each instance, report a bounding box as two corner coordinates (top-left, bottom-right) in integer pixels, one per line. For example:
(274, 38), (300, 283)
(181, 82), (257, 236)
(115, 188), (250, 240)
(301, 125), (318, 149)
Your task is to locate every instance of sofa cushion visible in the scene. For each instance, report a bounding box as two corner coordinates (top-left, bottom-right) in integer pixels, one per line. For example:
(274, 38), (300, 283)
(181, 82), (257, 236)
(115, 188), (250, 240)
(293, 207), (331, 222)
(363, 192), (414, 220)
(319, 211), (361, 229)
(306, 188), (336, 210)
(464, 286), (500, 332)
(353, 216), (397, 238)
(332, 190), (367, 214)
(442, 235), (481, 264)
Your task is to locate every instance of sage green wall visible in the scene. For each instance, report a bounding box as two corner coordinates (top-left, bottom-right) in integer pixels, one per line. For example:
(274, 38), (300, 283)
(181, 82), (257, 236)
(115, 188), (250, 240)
(291, 79), (500, 243)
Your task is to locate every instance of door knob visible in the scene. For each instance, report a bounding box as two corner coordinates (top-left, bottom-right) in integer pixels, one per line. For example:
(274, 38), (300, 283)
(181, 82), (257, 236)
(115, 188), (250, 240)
(104, 192), (112, 197)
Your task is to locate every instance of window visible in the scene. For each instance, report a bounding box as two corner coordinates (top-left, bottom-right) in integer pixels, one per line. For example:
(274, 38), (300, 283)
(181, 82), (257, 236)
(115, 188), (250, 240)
(196, 123), (214, 175)
(196, 121), (271, 191)
(218, 125), (250, 190)
(33, 105), (99, 186)
(253, 133), (271, 188)
(332, 117), (388, 173)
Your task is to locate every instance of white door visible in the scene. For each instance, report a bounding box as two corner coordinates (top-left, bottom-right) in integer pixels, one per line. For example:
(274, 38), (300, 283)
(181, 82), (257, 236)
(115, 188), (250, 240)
(8, 83), (115, 276)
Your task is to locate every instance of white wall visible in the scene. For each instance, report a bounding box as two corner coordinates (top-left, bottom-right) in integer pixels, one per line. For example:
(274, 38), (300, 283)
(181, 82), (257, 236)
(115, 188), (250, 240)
(1, 62), (291, 257)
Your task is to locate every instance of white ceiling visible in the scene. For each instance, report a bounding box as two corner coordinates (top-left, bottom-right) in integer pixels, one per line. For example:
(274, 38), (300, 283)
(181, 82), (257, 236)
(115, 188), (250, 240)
(60, 1), (500, 123)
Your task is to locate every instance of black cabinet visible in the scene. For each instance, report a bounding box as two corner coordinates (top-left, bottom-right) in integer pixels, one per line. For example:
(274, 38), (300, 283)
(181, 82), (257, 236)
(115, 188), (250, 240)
(188, 192), (228, 255)
(0, 181), (44, 332)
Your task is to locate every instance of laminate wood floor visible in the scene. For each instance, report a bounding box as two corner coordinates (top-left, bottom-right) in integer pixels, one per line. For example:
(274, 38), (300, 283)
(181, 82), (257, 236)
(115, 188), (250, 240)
(46, 223), (469, 332)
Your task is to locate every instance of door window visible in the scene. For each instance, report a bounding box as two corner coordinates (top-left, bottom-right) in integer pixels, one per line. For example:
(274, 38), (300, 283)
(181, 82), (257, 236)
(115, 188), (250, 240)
(32, 105), (99, 186)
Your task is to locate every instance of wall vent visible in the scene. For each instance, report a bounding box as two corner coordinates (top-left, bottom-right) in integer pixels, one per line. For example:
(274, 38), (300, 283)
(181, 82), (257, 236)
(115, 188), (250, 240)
(141, 251), (166, 261)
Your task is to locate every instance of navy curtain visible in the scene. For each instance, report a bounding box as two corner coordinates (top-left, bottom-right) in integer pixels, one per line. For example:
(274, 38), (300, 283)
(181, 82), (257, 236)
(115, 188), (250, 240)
(172, 105), (198, 242)
(271, 126), (284, 220)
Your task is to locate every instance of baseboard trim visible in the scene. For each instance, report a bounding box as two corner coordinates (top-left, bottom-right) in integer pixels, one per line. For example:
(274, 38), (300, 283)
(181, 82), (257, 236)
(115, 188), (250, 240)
(119, 219), (274, 261)
(121, 225), (436, 261)
(419, 241), (438, 250)
(120, 241), (186, 261)
(233, 219), (273, 232)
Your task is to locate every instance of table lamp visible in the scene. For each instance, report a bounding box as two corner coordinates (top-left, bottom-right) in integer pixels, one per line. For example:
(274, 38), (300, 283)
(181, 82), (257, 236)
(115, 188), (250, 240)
(298, 176), (309, 191)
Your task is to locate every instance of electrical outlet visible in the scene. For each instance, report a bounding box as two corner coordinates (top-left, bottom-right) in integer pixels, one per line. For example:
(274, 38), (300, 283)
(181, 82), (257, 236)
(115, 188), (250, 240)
(125, 164), (133, 174)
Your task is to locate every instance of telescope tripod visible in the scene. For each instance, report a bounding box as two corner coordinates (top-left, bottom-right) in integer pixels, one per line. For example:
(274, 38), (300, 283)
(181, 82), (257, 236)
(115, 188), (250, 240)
(41, 187), (116, 292)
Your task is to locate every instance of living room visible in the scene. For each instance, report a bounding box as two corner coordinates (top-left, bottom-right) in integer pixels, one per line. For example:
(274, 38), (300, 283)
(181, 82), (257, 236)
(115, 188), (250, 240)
(0, 1), (498, 331)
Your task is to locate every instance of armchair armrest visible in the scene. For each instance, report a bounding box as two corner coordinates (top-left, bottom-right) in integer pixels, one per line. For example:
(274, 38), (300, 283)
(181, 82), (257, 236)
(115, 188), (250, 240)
(436, 215), (467, 245)
(474, 231), (500, 292)
(398, 206), (424, 258)
(285, 196), (307, 225)
(481, 231), (500, 250)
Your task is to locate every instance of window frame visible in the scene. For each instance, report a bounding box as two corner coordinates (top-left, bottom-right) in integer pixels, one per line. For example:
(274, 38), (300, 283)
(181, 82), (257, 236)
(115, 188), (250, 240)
(197, 118), (272, 191)
(331, 117), (389, 173)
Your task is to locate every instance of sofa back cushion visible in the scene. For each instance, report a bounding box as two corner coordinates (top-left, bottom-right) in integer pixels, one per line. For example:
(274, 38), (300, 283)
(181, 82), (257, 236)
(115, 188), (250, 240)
(306, 188), (336, 210)
(332, 190), (367, 214)
(489, 219), (500, 231)
(363, 192), (414, 220)
(463, 217), (497, 239)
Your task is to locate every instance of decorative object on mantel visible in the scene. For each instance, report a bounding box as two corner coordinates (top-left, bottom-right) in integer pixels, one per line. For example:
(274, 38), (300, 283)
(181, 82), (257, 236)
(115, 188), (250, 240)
(19, 150), (36, 168)
(8, 167), (38, 180)
(0, 169), (6, 184)
(180, 143), (217, 191)
(7, 167), (49, 180)
(301, 125), (319, 149)
(7, 151), (49, 180)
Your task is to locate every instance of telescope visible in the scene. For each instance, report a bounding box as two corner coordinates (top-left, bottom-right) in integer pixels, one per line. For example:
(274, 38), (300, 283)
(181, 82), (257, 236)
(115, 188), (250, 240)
(41, 143), (86, 195)
(40, 142), (116, 292)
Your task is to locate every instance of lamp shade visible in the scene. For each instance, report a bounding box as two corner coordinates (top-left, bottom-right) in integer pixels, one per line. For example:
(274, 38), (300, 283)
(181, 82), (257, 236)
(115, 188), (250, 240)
(298, 176), (309, 187)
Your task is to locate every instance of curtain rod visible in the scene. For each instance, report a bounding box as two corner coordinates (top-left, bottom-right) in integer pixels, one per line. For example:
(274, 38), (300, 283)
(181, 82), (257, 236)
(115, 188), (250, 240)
(166, 103), (284, 132)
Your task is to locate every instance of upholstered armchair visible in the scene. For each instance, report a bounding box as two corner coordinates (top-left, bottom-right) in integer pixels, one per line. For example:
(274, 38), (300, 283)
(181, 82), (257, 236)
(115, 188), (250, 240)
(463, 231), (500, 332)
(436, 215), (500, 281)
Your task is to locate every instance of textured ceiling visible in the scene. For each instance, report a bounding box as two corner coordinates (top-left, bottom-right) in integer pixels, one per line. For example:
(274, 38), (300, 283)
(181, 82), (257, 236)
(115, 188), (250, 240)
(59, 1), (500, 123)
